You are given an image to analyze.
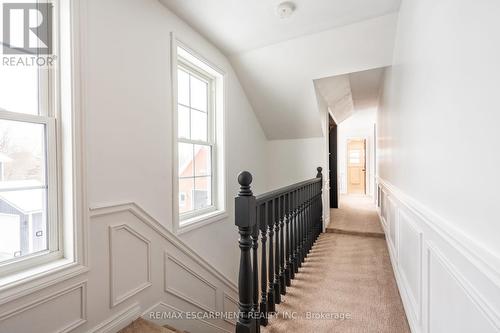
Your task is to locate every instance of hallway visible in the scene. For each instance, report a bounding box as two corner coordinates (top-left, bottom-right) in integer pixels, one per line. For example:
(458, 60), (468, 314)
(327, 195), (384, 238)
(263, 196), (409, 333)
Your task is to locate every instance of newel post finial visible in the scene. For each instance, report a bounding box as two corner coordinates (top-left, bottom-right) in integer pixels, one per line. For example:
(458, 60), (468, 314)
(316, 166), (323, 179)
(238, 171), (253, 197)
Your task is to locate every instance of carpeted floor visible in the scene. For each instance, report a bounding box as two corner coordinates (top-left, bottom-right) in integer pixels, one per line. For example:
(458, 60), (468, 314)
(327, 195), (384, 238)
(262, 195), (409, 333)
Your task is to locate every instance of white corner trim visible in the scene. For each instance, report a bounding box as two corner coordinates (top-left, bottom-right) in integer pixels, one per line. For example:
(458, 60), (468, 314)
(89, 201), (237, 293)
(109, 224), (152, 308)
(87, 302), (141, 333)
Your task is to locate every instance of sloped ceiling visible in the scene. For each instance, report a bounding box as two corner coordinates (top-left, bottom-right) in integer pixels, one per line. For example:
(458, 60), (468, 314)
(315, 67), (386, 125)
(160, 1), (400, 139)
(230, 15), (398, 139)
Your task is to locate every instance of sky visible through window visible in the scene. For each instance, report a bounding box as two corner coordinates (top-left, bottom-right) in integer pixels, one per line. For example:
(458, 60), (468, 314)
(0, 62), (48, 263)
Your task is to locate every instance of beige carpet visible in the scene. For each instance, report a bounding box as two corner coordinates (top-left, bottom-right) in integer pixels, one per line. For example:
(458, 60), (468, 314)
(262, 233), (410, 333)
(327, 195), (384, 238)
(118, 318), (186, 333)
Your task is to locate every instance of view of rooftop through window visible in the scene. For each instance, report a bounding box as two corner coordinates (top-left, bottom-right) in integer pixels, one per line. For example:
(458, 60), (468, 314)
(0, 63), (49, 264)
(177, 64), (214, 218)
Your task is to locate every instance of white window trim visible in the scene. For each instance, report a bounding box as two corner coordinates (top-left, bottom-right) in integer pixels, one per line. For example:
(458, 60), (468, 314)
(171, 34), (227, 235)
(0, 0), (88, 302)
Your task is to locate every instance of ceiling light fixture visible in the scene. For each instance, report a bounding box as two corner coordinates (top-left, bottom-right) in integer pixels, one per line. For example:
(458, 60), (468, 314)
(276, 2), (296, 19)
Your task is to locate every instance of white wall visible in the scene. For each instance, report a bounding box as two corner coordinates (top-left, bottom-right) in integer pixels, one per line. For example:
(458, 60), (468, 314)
(0, 0), (266, 331)
(86, 0), (267, 281)
(338, 108), (376, 196)
(266, 138), (325, 190)
(378, 0), (500, 332)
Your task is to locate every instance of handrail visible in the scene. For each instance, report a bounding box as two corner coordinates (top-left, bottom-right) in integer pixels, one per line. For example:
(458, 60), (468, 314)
(255, 177), (321, 204)
(234, 167), (324, 333)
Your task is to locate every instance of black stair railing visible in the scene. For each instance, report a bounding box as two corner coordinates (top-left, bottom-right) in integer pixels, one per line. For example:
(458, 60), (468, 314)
(235, 167), (324, 333)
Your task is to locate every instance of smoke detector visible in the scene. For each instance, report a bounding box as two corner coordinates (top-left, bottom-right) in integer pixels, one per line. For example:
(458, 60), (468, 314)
(276, 2), (296, 19)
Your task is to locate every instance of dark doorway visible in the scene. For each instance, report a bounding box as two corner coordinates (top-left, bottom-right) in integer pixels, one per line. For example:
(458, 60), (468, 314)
(329, 115), (338, 208)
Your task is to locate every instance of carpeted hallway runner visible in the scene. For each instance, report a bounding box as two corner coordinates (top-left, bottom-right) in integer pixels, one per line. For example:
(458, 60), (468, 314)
(263, 197), (409, 332)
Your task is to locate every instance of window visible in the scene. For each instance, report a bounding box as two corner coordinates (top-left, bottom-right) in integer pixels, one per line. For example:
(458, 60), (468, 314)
(0, 0), (77, 278)
(174, 43), (225, 230)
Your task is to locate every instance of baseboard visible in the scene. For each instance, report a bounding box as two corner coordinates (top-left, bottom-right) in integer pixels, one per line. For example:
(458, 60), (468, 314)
(88, 303), (141, 333)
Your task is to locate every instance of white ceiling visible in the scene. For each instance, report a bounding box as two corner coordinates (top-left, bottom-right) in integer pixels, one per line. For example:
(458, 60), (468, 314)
(160, 0), (401, 55)
(315, 67), (386, 124)
(230, 14), (398, 139)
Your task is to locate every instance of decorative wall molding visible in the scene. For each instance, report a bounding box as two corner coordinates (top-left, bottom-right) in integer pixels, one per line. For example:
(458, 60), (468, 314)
(87, 302), (141, 333)
(164, 252), (218, 312)
(90, 201), (237, 293)
(377, 178), (500, 284)
(222, 292), (238, 324)
(0, 281), (87, 333)
(427, 243), (500, 332)
(109, 224), (152, 307)
(143, 301), (232, 333)
(378, 177), (500, 333)
(398, 210), (423, 324)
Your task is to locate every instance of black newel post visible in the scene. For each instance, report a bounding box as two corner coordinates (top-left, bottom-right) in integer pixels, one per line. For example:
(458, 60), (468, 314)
(235, 171), (257, 333)
(317, 167), (323, 237)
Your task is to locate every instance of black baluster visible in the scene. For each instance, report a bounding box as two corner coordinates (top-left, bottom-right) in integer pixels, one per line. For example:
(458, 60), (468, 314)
(291, 189), (298, 276)
(251, 213), (260, 333)
(297, 187), (303, 267)
(235, 171), (256, 333)
(273, 197), (282, 303)
(267, 200), (276, 312)
(259, 204), (268, 326)
(279, 195), (286, 295)
(285, 192), (292, 286)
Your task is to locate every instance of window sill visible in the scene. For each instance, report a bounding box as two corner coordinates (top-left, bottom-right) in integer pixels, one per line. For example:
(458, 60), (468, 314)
(176, 210), (228, 235)
(0, 258), (88, 305)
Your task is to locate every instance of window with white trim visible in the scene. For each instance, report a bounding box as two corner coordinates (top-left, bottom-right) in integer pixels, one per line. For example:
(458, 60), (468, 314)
(0, 0), (75, 277)
(175, 44), (225, 228)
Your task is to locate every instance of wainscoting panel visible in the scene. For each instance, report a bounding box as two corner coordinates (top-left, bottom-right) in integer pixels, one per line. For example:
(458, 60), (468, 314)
(109, 224), (152, 307)
(398, 211), (422, 323)
(378, 178), (500, 333)
(427, 246), (497, 333)
(86, 202), (237, 333)
(164, 252), (217, 312)
(387, 196), (398, 254)
(0, 282), (86, 333)
(222, 293), (238, 325)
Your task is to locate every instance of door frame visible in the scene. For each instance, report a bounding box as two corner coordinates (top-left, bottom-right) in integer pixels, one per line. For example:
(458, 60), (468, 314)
(345, 136), (367, 195)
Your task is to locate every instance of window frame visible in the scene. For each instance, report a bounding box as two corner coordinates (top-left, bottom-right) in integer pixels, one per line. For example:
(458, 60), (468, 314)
(0, 1), (62, 276)
(0, 0), (88, 293)
(171, 36), (227, 234)
(177, 61), (218, 221)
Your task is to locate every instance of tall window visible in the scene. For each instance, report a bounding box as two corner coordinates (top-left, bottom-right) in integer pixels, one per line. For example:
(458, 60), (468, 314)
(0, 0), (72, 276)
(175, 44), (224, 227)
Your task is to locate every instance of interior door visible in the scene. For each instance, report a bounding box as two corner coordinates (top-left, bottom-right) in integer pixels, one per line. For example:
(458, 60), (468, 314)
(329, 118), (338, 208)
(347, 139), (366, 194)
